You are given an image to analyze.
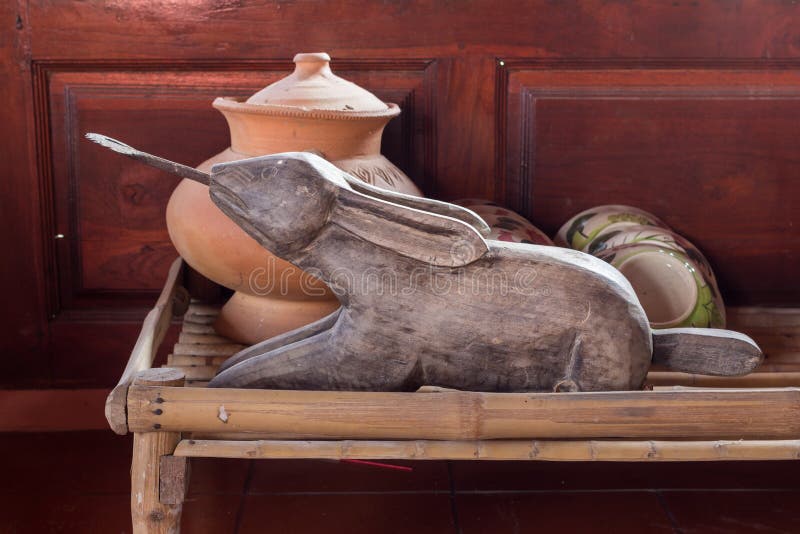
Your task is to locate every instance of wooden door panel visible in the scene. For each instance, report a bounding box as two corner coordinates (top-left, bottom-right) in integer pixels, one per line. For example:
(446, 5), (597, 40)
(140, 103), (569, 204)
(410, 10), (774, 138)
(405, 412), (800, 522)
(48, 75), (235, 309)
(501, 64), (800, 304)
(43, 62), (436, 315)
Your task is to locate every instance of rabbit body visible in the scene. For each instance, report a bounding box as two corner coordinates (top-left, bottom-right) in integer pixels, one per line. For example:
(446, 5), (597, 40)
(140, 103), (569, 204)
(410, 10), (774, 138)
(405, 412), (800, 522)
(207, 153), (653, 392)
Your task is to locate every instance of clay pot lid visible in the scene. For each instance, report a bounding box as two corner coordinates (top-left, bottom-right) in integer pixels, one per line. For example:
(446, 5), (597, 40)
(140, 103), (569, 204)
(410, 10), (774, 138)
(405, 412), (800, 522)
(214, 52), (400, 120)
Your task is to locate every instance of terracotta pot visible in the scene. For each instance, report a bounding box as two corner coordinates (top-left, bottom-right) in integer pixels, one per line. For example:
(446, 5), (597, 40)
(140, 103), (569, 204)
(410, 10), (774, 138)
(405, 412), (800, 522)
(213, 292), (341, 346)
(166, 52), (421, 344)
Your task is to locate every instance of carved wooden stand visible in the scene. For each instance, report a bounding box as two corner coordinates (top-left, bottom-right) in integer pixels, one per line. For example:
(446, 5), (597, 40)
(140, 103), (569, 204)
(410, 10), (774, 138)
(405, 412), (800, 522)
(107, 258), (800, 533)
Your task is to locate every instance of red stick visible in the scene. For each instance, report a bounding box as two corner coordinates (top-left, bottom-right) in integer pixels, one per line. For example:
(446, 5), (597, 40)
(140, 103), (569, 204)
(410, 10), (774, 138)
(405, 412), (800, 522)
(339, 459), (413, 472)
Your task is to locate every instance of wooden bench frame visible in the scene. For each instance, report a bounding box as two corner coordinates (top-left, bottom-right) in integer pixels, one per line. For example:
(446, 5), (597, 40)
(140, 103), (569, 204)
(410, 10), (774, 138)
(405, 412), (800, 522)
(107, 258), (800, 533)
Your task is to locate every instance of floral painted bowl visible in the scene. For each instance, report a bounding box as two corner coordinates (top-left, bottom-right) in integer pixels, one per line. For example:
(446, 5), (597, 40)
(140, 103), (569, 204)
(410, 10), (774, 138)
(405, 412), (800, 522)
(594, 243), (725, 329)
(452, 198), (500, 208)
(479, 211), (554, 245)
(453, 199), (553, 246)
(555, 205), (670, 250)
(584, 224), (721, 290)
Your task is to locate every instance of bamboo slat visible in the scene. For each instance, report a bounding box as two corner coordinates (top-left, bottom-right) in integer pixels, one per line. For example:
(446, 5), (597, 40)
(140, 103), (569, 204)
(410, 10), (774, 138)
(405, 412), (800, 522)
(172, 343), (245, 356)
(167, 354), (229, 367)
(181, 322), (216, 334)
(182, 314), (216, 325)
(174, 438), (800, 462)
(161, 365), (218, 381)
(177, 333), (233, 345)
(647, 371), (800, 388)
(185, 303), (220, 317)
(127, 385), (800, 440)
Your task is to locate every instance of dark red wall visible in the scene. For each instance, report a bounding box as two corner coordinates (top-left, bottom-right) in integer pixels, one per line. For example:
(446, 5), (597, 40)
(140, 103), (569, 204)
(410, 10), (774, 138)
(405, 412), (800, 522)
(2, 1), (799, 387)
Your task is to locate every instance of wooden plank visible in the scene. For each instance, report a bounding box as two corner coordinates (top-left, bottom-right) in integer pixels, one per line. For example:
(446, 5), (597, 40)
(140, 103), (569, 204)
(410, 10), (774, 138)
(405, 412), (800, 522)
(174, 438), (800, 462)
(0, 389), (110, 432)
(105, 258), (183, 435)
(127, 386), (800, 440)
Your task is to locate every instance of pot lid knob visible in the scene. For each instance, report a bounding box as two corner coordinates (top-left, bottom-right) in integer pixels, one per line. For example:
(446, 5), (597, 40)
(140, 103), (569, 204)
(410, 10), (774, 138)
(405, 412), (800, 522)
(245, 51), (391, 113)
(292, 52), (333, 76)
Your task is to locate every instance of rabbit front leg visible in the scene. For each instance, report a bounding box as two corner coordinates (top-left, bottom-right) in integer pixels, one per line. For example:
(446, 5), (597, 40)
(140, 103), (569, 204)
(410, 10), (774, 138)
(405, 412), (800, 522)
(217, 307), (342, 373)
(209, 329), (337, 389)
(208, 328), (421, 391)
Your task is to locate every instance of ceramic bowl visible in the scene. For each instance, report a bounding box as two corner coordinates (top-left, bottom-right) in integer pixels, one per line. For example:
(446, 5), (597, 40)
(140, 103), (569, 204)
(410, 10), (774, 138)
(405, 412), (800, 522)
(452, 198), (499, 208)
(480, 212), (554, 245)
(594, 243), (725, 329)
(554, 205), (670, 250)
(452, 200), (553, 246)
(584, 224), (721, 289)
(467, 204), (537, 226)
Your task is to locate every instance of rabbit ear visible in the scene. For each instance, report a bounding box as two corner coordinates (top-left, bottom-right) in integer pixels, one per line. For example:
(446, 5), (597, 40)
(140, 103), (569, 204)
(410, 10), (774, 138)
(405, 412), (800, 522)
(340, 174), (491, 237)
(333, 187), (490, 267)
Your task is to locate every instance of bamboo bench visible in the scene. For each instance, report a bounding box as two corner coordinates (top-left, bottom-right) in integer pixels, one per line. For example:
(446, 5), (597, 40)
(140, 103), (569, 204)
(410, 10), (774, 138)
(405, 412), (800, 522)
(106, 258), (800, 533)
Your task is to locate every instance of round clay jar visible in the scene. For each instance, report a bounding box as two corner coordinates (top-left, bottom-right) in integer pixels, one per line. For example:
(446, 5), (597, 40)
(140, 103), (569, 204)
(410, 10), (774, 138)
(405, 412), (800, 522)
(166, 52), (421, 344)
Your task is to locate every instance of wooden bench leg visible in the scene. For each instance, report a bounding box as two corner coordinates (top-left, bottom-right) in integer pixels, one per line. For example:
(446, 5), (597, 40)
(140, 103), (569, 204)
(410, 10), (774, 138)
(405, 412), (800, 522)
(130, 369), (185, 534)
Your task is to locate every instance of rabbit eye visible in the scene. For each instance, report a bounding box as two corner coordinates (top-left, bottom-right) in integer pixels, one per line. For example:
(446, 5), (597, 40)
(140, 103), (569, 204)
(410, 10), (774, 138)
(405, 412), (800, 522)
(259, 166), (279, 181)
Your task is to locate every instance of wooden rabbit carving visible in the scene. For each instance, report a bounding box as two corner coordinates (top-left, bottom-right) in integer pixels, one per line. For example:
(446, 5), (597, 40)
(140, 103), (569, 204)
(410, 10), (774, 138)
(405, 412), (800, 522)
(88, 134), (763, 392)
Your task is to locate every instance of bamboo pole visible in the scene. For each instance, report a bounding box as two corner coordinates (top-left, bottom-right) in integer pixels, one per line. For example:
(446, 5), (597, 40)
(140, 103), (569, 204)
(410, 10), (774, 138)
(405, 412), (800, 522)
(173, 438), (800, 462)
(127, 385), (800, 440)
(131, 369), (186, 534)
(105, 258), (183, 435)
(647, 371), (800, 388)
